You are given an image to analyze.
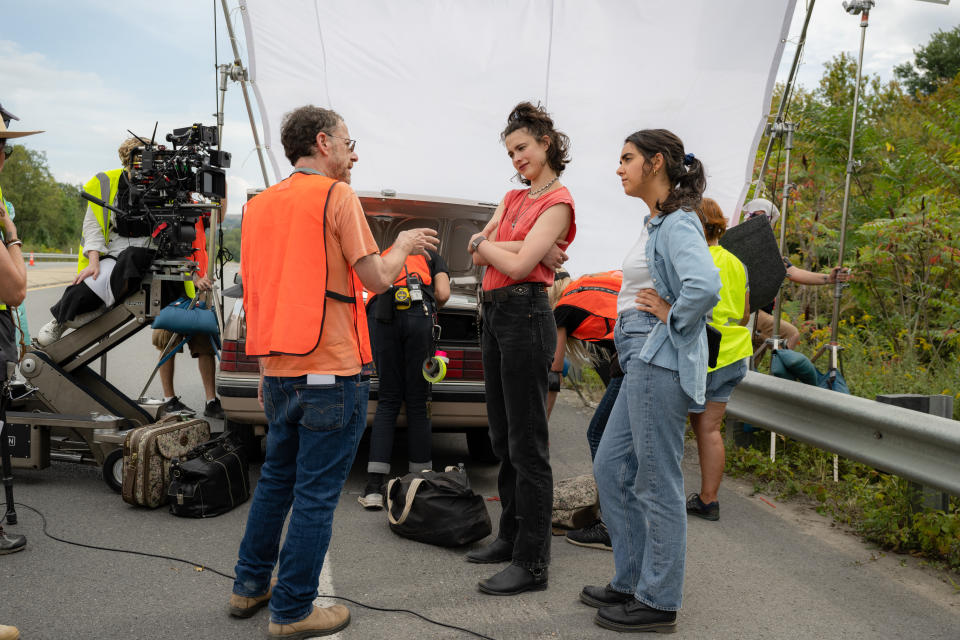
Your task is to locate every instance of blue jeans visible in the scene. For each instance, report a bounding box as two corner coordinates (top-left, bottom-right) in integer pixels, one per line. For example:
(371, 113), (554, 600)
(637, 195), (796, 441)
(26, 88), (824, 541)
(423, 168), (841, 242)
(587, 374), (623, 461)
(233, 374), (368, 624)
(594, 309), (689, 611)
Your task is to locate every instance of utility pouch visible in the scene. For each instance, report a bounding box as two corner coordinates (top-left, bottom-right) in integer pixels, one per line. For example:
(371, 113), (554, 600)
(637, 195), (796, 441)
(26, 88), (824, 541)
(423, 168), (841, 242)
(374, 291), (396, 322)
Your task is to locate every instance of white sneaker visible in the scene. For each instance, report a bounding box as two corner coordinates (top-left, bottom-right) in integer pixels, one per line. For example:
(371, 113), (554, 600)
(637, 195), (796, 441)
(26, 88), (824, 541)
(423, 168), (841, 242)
(357, 492), (384, 510)
(36, 319), (65, 346)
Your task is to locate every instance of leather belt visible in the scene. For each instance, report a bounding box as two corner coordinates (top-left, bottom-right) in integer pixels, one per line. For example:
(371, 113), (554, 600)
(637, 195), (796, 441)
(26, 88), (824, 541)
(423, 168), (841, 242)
(481, 283), (547, 303)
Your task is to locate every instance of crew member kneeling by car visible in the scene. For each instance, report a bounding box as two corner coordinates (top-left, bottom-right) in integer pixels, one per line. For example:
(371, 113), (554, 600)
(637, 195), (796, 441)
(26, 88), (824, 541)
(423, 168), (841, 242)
(230, 104), (437, 639)
(358, 245), (451, 509)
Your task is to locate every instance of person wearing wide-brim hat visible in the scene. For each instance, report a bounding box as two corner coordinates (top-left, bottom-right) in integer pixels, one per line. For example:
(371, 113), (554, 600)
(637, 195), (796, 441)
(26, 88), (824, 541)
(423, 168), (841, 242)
(0, 101), (41, 640)
(0, 101), (39, 350)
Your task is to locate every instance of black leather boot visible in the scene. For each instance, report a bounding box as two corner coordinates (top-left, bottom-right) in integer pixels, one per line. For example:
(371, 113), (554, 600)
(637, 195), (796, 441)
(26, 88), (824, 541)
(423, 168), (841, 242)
(465, 537), (513, 564)
(595, 598), (677, 633)
(477, 564), (547, 596)
(580, 583), (634, 608)
(0, 526), (26, 555)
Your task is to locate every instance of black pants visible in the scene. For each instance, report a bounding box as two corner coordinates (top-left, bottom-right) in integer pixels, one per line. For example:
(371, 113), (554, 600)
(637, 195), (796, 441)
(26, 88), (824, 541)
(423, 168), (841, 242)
(481, 290), (556, 570)
(366, 302), (434, 474)
(50, 247), (156, 323)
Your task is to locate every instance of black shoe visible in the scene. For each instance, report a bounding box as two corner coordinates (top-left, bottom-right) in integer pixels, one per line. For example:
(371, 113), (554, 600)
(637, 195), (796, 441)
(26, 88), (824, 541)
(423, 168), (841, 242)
(686, 493), (719, 521)
(477, 564), (547, 596)
(0, 527), (26, 555)
(580, 584), (634, 608)
(595, 598), (677, 633)
(157, 396), (195, 418)
(204, 398), (225, 419)
(465, 538), (513, 564)
(566, 519), (612, 551)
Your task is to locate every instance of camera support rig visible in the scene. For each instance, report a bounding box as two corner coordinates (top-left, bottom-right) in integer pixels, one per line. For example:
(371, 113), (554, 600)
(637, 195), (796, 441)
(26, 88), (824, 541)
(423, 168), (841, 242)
(7, 115), (227, 490)
(10, 253), (204, 490)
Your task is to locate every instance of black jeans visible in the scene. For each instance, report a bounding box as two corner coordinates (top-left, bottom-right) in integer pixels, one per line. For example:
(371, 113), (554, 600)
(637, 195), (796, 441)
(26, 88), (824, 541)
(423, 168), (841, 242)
(367, 303), (434, 474)
(481, 289), (556, 570)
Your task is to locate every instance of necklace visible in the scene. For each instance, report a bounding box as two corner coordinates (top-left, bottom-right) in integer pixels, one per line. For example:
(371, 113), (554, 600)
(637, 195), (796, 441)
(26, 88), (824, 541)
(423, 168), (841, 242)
(511, 176), (560, 229)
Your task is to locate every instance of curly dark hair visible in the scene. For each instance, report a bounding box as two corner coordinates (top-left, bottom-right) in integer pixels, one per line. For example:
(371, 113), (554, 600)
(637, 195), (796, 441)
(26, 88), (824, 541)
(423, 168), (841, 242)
(501, 102), (571, 185)
(624, 129), (705, 214)
(280, 105), (343, 165)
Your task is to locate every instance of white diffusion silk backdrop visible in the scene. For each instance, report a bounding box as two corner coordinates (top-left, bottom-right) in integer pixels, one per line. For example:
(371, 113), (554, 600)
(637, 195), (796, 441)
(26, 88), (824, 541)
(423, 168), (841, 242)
(240, 0), (795, 274)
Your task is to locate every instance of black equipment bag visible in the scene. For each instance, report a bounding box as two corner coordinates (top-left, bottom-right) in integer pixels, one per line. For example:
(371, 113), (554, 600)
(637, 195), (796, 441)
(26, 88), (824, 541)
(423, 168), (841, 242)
(167, 431), (250, 518)
(386, 467), (492, 547)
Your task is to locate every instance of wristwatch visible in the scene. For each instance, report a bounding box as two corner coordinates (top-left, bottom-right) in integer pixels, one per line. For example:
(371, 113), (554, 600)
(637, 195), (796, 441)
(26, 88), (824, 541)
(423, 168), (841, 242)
(470, 236), (487, 252)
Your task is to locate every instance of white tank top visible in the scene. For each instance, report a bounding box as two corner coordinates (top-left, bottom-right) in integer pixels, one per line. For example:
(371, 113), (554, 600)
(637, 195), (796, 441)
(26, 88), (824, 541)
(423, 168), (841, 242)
(617, 222), (654, 315)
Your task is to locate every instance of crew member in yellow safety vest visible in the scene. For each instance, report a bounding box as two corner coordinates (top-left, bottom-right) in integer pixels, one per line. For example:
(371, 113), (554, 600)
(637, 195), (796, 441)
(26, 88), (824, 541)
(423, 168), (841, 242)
(36, 136), (193, 346)
(0, 100), (40, 578)
(684, 197), (754, 522)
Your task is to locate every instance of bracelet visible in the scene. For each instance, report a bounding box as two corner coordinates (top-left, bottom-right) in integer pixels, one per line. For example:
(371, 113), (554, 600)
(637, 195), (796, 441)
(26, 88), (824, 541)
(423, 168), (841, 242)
(470, 236), (487, 252)
(5, 239), (22, 249)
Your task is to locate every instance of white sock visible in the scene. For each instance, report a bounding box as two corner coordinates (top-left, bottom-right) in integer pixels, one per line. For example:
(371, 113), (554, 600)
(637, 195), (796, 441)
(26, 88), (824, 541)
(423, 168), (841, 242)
(163, 396), (174, 402)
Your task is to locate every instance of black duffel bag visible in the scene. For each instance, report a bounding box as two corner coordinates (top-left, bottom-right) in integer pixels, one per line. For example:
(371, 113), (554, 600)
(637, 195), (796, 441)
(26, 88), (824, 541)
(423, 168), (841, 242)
(386, 467), (492, 547)
(167, 431), (250, 518)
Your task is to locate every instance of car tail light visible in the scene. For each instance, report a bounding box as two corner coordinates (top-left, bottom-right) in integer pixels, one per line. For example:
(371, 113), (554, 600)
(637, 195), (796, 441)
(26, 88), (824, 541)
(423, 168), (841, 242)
(442, 348), (483, 381)
(220, 339), (260, 372)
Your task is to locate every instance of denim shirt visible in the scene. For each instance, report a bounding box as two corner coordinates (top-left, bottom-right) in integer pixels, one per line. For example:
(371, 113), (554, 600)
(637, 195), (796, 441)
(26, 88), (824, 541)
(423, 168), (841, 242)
(638, 208), (721, 404)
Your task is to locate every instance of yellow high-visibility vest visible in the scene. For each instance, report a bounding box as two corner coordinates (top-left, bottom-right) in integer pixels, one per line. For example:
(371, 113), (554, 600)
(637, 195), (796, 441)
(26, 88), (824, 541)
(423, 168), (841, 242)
(708, 245), (753, 371)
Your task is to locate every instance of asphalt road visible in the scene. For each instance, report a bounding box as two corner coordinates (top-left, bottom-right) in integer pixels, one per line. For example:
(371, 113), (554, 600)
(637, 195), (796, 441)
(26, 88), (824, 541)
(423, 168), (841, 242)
(1, 283), (958, 639)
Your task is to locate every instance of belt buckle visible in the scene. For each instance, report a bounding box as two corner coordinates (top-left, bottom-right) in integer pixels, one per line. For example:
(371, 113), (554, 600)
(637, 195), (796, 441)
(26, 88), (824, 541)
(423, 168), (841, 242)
(514, 285), (527, 296)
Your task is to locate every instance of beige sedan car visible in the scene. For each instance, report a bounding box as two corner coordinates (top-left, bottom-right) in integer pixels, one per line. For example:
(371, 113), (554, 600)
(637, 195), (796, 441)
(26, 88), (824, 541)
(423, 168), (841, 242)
(216, 190), (498, 461)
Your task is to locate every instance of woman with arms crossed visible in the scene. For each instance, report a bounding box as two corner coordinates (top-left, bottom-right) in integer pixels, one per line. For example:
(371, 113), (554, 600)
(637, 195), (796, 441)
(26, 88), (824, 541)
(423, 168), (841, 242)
(465, 102), (575, 596)
(582, 129), (719, 633)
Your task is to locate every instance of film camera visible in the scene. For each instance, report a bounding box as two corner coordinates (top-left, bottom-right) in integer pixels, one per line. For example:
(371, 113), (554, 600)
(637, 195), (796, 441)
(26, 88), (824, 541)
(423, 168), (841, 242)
(81, 123), (232, 260)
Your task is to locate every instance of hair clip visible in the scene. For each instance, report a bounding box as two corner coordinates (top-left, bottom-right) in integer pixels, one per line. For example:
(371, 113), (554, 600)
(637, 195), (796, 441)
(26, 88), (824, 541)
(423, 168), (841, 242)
(683, 153), (696, 166)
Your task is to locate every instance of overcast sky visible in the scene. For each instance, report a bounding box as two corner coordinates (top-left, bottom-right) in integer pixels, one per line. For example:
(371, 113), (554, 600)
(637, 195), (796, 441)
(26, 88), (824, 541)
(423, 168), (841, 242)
(2, 0), (958, 217)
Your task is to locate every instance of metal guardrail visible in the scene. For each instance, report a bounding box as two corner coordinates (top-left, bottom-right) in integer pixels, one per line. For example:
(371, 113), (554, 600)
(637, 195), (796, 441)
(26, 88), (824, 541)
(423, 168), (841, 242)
(726, 371), (960, 496)
(23, 253), (77, 261)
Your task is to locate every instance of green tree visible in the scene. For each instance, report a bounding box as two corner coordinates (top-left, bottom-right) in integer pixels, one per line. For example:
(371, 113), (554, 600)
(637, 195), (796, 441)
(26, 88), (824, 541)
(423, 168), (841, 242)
(894, 24), (960, 97)
(0, 145), (85, 251)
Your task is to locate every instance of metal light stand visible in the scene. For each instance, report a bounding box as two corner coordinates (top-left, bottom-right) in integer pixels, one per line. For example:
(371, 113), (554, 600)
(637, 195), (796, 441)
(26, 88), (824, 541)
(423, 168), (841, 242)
(217, 0), (271, 189)
(764, 121), (796, 462)
(812, 1), (873, 387)
(768, 121), (795, 358)
(746, 0), (816, 207)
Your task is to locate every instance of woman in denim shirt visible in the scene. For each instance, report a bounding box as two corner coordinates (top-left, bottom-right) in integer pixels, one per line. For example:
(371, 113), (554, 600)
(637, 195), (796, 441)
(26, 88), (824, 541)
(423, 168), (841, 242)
(582, 129), (720, 633)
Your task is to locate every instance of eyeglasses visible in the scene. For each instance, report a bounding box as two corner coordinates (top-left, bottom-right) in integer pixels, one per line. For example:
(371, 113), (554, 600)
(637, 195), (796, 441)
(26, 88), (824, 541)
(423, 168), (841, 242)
(325, 133), (357, 152)
(744, 210), (768, 219)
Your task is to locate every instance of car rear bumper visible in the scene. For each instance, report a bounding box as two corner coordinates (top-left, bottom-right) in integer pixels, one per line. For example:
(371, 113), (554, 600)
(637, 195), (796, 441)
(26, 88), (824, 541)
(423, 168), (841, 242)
(217, 375), (487, 428)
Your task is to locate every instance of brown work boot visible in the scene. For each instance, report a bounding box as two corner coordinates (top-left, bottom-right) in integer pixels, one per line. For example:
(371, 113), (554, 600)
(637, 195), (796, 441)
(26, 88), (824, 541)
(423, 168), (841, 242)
(0, 624), (20, 640)
(267, 604), (351, 639)
(229, 576), (278, 618)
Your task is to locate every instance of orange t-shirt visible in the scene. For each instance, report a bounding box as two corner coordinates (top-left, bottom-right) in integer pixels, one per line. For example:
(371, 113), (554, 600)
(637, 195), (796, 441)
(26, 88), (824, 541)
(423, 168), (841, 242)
(262, 183), (379, 377)
(482, 186), (576, 291)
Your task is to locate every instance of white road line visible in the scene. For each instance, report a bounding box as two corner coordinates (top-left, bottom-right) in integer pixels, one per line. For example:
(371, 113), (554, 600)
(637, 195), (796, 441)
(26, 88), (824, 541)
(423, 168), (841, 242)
(313, 554), (342, 639)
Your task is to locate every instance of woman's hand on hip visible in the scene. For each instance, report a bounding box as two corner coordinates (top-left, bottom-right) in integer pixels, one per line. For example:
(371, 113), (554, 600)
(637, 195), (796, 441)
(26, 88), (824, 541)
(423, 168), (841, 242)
(635, 288), (671, 323)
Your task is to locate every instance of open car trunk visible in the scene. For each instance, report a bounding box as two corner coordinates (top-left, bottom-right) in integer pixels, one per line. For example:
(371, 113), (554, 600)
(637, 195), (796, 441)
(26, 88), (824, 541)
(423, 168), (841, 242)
(360, 191), (495, 300)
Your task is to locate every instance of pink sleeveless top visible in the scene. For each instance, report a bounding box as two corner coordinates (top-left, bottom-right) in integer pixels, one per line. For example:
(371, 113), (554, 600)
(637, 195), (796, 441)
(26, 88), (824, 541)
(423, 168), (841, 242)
(482, 186), (576, 291)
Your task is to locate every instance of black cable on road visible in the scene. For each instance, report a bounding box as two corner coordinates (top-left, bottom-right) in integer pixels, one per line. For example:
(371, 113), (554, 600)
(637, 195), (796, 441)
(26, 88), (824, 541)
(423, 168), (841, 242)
(3, 501), (498, 640)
